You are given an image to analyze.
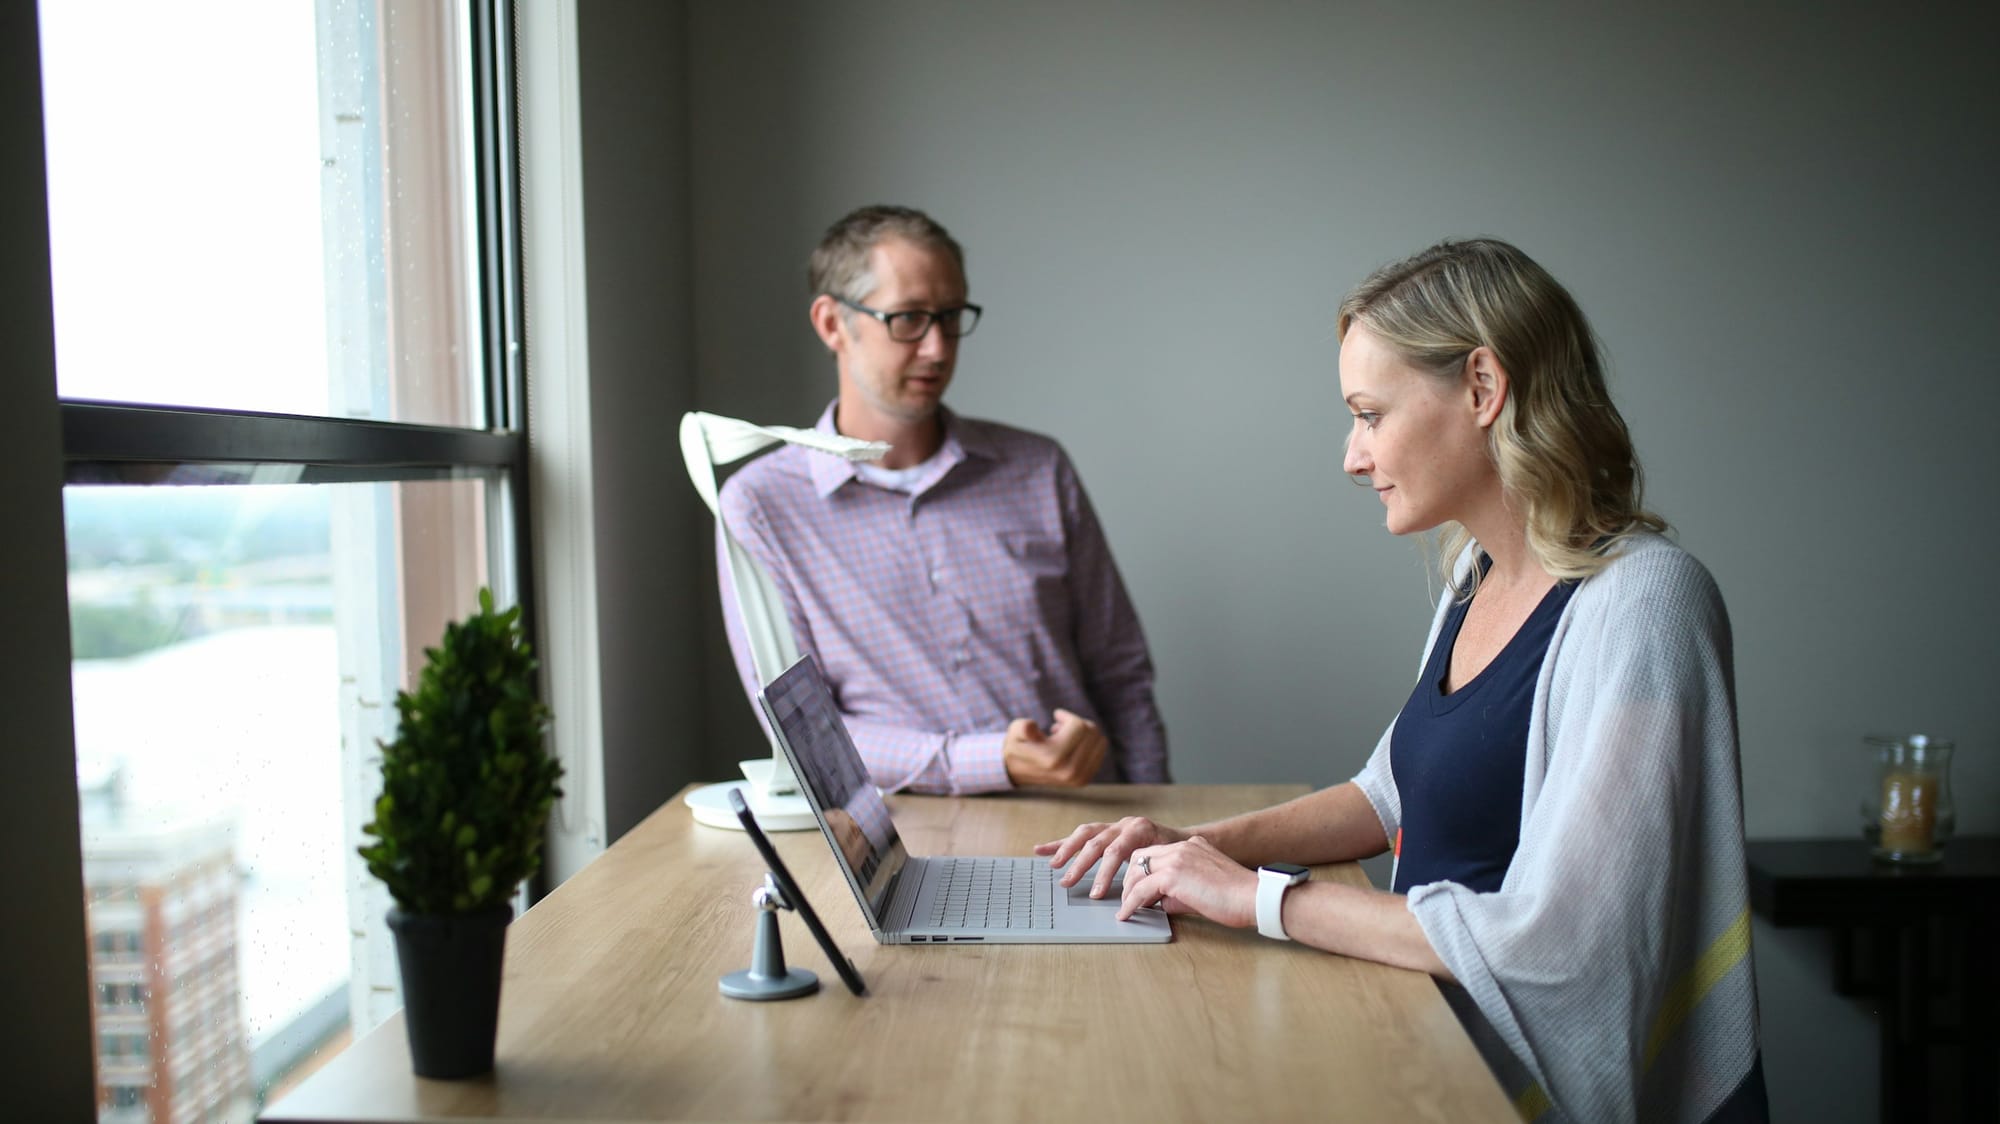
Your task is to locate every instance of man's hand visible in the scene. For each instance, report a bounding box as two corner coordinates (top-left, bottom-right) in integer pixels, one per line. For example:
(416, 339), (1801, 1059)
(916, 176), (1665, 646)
(1003, 709), (1108, 787)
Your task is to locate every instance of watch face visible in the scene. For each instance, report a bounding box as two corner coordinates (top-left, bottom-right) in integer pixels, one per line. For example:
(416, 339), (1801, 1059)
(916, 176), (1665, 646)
(1262, 862), (1310, 878)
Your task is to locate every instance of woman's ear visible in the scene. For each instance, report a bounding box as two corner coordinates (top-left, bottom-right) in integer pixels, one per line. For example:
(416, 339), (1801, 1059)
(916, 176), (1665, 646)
(1465, 346), (1510, 429)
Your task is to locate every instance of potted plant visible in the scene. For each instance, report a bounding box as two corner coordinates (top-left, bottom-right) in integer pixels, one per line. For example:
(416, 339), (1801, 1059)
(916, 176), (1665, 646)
(358, 588), (564, 1079)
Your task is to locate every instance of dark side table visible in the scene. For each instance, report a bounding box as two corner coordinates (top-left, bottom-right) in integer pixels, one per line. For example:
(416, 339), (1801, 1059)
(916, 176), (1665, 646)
(1746, 837), (2000, 1124)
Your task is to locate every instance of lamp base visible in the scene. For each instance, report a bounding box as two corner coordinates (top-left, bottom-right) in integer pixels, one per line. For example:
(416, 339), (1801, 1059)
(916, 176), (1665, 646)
(684, 777), (817, 831)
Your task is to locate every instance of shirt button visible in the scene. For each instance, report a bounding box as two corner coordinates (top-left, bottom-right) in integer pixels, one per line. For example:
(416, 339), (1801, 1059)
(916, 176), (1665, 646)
(930, 569), (943, 585)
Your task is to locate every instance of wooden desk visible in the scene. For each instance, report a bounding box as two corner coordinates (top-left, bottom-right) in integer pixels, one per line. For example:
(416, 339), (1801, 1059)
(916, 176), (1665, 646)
(1746, 837), (2000, 1124)
(266, 785), (1513, 1122)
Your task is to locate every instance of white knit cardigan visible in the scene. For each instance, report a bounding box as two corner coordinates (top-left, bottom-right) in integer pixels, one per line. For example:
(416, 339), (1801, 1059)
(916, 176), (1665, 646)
(1352, 533), (1761, 1123)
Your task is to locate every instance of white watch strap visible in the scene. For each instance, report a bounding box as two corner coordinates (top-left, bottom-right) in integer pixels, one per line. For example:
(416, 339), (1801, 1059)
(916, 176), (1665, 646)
(1256, 869), (1297, 941)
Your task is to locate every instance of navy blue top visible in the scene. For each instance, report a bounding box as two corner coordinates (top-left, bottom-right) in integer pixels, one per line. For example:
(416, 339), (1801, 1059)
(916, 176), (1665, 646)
(1390, 563), (1576, 895)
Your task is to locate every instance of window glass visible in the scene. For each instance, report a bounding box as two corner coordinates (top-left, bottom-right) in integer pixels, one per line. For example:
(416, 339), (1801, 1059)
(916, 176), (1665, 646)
(38, 0), (483, 427)
(68, 477), (498, 1120)
(41, 1), (523, 1116)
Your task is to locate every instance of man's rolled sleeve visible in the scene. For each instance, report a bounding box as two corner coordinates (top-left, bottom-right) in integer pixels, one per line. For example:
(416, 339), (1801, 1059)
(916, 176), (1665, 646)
(943, 730), (1012, 794)
(843, 720), (1012, 795)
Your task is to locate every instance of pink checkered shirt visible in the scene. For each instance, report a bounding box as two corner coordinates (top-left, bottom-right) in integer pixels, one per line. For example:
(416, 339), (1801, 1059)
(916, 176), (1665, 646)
(718, 402), (1170, 794)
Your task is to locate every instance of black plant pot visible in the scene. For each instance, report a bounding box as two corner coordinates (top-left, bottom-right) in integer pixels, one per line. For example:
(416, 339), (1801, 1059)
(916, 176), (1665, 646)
(386, 904), (513, 1079)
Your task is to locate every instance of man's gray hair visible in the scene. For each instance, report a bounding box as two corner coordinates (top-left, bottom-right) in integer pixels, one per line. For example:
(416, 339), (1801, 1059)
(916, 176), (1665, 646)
(808, 205), (965, 302)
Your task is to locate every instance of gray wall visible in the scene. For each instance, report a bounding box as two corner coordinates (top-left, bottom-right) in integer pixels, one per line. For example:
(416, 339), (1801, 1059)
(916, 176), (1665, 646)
(573, 1), (708, 839)
(643, 2), (1994, 1119)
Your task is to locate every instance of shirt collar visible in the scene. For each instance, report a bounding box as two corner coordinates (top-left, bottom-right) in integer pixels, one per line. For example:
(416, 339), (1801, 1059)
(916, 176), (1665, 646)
(809, 400), (993, 499)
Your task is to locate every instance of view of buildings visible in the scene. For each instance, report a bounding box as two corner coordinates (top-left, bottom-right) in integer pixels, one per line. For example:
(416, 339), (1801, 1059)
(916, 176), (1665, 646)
(83, 782), (253, 1122)
(70, 488), (351, 1122)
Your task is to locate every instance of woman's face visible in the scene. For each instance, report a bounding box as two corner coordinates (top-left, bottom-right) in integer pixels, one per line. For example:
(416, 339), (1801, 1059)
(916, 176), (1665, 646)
(1338, 323), (1495, 536)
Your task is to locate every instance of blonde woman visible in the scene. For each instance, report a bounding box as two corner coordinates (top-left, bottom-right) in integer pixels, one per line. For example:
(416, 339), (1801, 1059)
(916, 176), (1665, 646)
(1039, 239), (1765, 1123)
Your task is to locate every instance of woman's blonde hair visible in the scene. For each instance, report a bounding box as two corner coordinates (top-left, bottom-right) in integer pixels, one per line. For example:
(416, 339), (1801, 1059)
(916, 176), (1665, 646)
(1336, 238), (1664, 587)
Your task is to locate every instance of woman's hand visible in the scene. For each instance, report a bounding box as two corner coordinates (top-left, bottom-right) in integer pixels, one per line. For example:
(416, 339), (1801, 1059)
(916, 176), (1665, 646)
(1118, 836), (1258, 926)
(1034, 816), (1189, 899)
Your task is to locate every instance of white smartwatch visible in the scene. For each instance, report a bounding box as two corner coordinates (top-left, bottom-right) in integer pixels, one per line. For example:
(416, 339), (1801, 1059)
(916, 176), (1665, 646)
(1256, 862), (1311, 941)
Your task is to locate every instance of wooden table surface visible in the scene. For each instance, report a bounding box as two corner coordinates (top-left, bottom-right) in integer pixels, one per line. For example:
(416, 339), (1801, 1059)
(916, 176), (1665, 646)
(265, 784), (1512, 1122)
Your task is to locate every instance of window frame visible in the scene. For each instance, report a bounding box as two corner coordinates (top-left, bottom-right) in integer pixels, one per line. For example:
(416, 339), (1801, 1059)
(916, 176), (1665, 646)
(55, 1), (533, 616)
(46, 0), (541, 1106)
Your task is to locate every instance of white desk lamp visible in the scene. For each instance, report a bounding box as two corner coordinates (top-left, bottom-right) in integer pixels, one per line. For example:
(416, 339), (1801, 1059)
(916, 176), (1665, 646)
(678, 411), (889, 831)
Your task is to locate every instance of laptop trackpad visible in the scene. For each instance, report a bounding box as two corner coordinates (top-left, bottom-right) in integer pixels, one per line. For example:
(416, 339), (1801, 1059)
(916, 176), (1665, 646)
(1064, 862), (1130, 906)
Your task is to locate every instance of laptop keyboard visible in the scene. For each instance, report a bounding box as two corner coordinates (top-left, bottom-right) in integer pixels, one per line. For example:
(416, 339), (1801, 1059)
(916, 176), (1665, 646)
(923, 857), (1056, 929)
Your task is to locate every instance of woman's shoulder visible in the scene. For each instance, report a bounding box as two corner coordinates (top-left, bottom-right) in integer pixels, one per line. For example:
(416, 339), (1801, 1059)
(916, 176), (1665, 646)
(1554, 535), (1733, 703)
(1588, 532), (1720, 601)
(1569, 532), (1728, 640)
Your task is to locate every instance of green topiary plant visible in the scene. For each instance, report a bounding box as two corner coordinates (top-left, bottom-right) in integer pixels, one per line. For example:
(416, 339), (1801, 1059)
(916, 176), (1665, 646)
(359, 588), (564, 915)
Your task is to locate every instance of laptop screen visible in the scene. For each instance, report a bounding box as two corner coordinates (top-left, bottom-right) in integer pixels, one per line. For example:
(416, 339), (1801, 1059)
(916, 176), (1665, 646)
(758, 654), (905, 919)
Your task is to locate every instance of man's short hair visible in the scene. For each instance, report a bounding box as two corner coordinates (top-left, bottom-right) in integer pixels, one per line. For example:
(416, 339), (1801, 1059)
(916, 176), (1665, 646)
(808, 205), (966, 302)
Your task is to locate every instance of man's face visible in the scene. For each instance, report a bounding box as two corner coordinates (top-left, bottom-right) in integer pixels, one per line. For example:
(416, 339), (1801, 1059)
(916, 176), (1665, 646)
(824, 236), (967, 429)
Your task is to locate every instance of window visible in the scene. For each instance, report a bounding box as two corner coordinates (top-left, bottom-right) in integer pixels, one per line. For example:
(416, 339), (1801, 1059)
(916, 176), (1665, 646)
(92, 929), (143, 964)
(42, 1), (490, 429)
(97, 982), (149, 1011)
(100, 1032), (151, 1066)
(41, 1), (528, 1119)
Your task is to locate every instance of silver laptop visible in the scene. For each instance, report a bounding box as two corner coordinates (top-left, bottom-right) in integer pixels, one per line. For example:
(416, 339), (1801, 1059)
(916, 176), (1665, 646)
(755, 653), (1171, 945)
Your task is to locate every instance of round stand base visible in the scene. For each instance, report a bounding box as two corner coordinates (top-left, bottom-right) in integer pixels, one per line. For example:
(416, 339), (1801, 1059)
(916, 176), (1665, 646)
(719, 966), (819, 1001)
(684, 781), (818, 832)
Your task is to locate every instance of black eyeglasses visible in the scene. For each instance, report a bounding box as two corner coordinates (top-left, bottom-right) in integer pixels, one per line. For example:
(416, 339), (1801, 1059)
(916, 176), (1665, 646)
(834, 296), (983, 342)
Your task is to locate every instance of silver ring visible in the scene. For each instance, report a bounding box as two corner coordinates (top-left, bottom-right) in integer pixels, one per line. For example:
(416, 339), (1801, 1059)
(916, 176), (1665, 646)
(1138, 854), (1151, 876)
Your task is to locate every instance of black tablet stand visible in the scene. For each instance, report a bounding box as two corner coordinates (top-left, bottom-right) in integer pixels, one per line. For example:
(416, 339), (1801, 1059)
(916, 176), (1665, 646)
(719, 787), (867, 1000)
(719, 873), (820, 1000)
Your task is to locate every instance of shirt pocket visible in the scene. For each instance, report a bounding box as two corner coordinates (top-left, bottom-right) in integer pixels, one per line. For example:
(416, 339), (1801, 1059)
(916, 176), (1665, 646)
(997, 531), (1065, 574)
(989, 531), (1070, 642)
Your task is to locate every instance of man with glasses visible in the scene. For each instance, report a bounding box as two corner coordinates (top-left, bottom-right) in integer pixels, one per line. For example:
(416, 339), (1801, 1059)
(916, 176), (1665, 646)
(717, 204), (1169, 794)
